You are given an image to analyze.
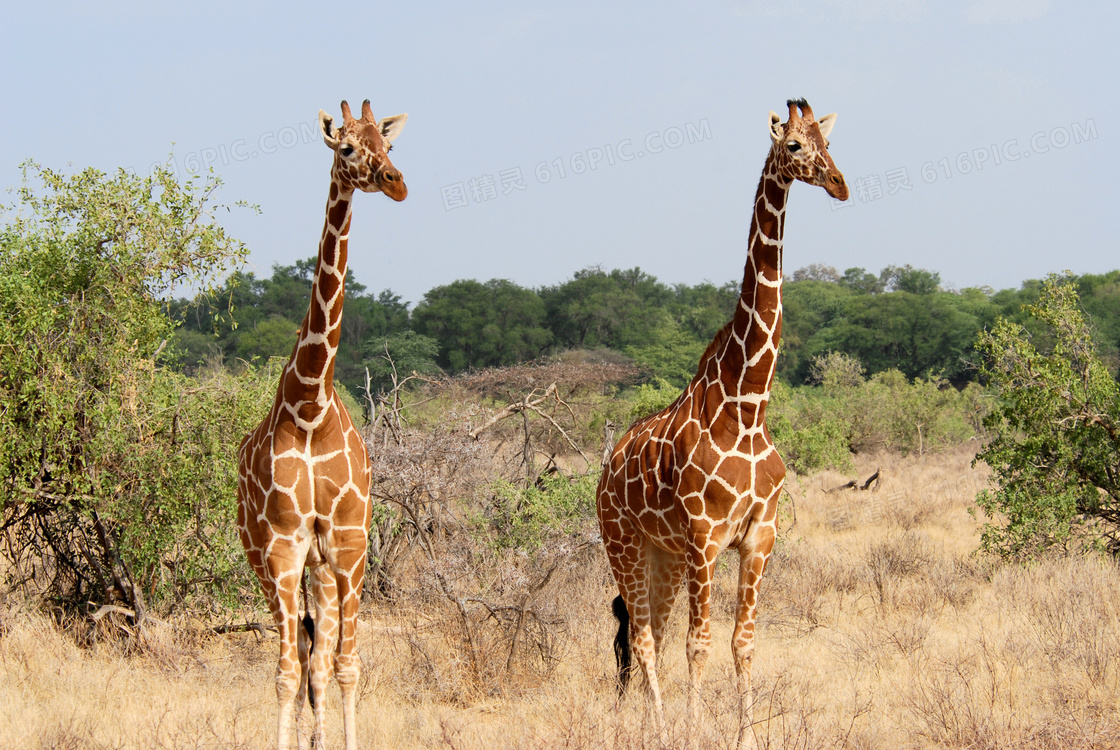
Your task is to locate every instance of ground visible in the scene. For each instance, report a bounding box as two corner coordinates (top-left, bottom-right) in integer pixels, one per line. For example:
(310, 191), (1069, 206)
(3, 446), (1119, 749)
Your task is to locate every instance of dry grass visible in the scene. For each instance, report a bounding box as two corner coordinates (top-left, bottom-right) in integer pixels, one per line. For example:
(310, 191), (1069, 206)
(4, 445), (1120, 749)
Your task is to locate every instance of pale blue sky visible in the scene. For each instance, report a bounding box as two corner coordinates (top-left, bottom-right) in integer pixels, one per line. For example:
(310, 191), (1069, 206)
(2, 0), (1116, 306)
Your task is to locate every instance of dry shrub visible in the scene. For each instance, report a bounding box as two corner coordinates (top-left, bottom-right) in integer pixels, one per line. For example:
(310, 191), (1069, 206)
(377, 533), (608, 705)
(902, 647), (1006, 749)
(451, 358), (641, 401)
(365, 407), (492, 597)
(358, 360), (622, 706)
(759, 542), (858, 633)
(749, 668), (828, 750)
(864, 531), (934, 609)
(992, 553), (1120, 690)
(431, 359), (643, 470)
(924, 556), (984, 610)
(36, 721), (121, 750)
(891, 553), (1120, 750)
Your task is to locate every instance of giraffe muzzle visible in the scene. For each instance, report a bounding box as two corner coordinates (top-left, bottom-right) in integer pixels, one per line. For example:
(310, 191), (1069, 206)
(825, 171), (849, 202)
(379, 169), (408, 201)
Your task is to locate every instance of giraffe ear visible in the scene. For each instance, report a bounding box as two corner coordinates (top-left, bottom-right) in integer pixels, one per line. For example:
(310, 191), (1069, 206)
(378, 113), (408, 143)
(816, 113), (837, 140)
(319, 110), (341, 148)
(769, 111), (784, 143)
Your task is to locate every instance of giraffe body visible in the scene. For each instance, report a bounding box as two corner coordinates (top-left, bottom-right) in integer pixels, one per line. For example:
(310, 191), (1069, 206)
(237, 99), (407, 750)
(597, 99), (848, 749)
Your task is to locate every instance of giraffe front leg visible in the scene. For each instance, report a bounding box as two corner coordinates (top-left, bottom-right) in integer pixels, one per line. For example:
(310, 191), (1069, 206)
(309, 563), (340, 749)
(733, 523), (776, 750)
(684, 543), (716, 750)
(331, 534), (368, 750)
(266, 561), (306, 750)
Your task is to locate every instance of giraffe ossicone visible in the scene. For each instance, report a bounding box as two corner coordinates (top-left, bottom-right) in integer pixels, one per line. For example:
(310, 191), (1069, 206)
(237, 98), (408, 750)
(597, 98), (848, 750)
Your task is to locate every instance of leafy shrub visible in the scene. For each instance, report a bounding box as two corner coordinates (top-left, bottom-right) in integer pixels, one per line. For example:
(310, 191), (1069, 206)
(477, 473), (598, 554)
(0, 160), (263, 620)
(626, 377), (682, 423)
(769, 378), (853, 473)
(770, 352), (985, 474)
(974, 275), (1120, 559)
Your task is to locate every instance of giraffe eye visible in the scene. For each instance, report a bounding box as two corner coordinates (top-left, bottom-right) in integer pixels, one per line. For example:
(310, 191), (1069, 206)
(786, 141), (801, 153)
(339, 144), (354, 157)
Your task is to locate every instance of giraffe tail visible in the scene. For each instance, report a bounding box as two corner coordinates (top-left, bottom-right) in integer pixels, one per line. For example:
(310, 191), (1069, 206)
(302, 613), (316, 709)
(611, 594), (631, 694)
(301, 574), (317, 711)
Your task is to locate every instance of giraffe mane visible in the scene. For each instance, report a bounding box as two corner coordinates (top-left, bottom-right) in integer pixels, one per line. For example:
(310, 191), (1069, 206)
(694, 318), (737, 378)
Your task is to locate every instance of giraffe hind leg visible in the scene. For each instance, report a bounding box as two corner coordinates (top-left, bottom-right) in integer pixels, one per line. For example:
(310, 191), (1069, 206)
(295, 582), (314, 750)
(602, 527), (663, 722)
(611, 546), (681, 695)
(296, 572), (317, 712)
(328, 528), (369, 750)
(649, 545), (686, 660)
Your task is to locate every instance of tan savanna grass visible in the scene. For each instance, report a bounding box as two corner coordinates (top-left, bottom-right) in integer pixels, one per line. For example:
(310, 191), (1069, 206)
(3, 445), (1120, 749)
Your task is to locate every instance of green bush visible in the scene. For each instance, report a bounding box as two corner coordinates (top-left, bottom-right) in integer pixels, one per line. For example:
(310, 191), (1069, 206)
(626, 377), (682, 424)
(974, 275), (1120, 559)
(0, 160), (265, 620)
(91, 365), (278, 616)
(476, 472), (598, 554)
(769, 352), (984, 474)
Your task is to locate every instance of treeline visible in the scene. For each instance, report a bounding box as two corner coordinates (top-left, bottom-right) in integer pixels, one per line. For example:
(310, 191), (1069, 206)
(173, 260), (1120, 393)
(4, 160), (1116, 630)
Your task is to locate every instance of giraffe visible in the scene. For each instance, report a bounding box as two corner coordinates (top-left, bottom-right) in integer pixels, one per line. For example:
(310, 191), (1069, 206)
(237, 99), (407, 750)
(597, 99), (847, 749)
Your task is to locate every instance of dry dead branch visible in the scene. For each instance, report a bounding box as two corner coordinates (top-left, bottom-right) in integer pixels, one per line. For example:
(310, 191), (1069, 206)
(826, 468), (882, 494)
(468, 382), (592, 470)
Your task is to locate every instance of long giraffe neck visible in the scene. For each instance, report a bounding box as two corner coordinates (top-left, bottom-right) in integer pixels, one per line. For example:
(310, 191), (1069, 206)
(280, 179), (353, 430)
(697, 152), (789, 415)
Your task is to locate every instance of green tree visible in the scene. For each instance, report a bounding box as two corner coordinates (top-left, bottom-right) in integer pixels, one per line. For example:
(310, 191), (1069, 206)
(780, 278), (856, 383)
(0, 160), (269, 619)
(542, 266), (673, 351)
(882, 264), (941, 295)
(235, 313), (299, 362)
(624, 314), (707, 388)
(838, 266), (885, 295)
(336, 287), (413, 389)
(413, 278), (552, 372)
(672, 280), (739, 343)
(975, 275), (1120, 559)
(363, 330), (441, 393)
(1076, 270), (1120, 376)
(814, 291), (979, 383)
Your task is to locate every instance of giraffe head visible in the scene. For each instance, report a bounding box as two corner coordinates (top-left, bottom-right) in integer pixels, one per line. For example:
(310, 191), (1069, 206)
(767, 98), (849, 201)
(318, 99), (408, 201)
